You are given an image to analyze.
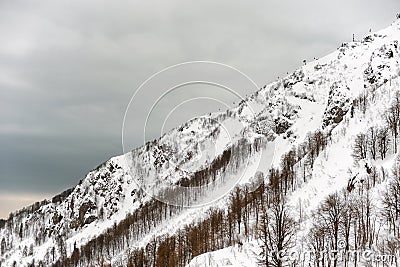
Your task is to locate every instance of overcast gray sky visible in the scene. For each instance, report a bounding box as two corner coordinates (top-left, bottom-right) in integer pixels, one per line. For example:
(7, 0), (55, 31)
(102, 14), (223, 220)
(0, 0), (398, 218)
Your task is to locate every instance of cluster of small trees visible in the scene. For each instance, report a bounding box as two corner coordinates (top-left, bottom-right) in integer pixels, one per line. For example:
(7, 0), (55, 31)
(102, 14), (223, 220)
(269, 130), (329, 195)
(269, 130), (330, 194)
(308, 154), (400, 267)
(353, 126), (390, 160)
(383, 160), (400, 238)
(386, 92), (400, 153)
(309, 188), (377, 267)
(353, 92), (400, 161)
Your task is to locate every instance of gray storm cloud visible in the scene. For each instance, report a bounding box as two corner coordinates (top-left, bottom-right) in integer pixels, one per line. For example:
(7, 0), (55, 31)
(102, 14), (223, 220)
(0, 0), (398, 218)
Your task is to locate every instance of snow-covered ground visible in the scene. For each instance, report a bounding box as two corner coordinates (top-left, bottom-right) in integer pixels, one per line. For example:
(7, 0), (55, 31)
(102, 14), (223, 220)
(188, 241), (261, 267)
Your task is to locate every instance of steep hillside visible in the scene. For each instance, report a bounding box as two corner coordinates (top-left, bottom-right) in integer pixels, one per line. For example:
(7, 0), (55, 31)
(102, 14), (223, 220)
(187, 19), (400, 267)
(1, 18), (400, 267)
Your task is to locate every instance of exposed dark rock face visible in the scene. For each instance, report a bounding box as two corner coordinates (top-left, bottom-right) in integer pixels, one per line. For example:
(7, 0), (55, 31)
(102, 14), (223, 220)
(323, 82), (351, 127)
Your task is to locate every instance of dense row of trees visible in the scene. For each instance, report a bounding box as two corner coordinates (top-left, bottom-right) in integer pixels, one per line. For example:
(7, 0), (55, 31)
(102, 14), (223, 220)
(269, 130), (329, 196)
(127, 184), (297, 267)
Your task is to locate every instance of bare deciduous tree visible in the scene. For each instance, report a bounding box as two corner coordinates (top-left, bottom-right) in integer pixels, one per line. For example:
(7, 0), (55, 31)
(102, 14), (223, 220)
(385, 92), (400, 153)
(259, 195), (297, 267)
(378, 127), (390, 159)
(368, 126), (378, 160)
(353, 133), (368, 160)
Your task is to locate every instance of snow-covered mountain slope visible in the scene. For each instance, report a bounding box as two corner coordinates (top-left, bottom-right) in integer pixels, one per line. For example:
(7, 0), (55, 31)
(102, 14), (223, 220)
(1, 18), (400, 267)
(187, 20), (400, 267)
